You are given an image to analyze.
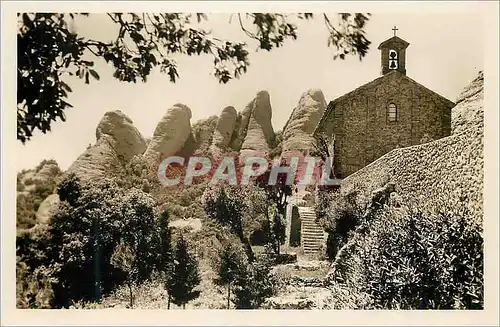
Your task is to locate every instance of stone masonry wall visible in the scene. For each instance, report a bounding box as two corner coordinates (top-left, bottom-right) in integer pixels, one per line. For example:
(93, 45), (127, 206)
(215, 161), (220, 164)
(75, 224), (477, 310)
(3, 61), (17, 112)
(341, 72), (484, 223)
(318, 71), (454, 178)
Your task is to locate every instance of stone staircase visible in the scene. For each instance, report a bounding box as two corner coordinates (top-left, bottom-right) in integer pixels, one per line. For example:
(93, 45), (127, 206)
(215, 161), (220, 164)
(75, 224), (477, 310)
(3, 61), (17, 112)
(297, 207), (324, 254)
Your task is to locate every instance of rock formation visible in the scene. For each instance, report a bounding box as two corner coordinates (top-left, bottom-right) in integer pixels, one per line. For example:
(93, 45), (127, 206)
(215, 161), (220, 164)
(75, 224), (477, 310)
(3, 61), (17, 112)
(452, 71), (484, 135)
(66, 110), (146, 181)
(210, 106), (237, 153)
(282, 89), (326, 157)
(143, 104), (193, 163)
(35, 194), (60, 224)
(96, 110), (147, 161)
(229, 105), (252, 151)
(240, 91), (276, 157)
(192, 116), (218, 153)
(32, 160), (62, 184)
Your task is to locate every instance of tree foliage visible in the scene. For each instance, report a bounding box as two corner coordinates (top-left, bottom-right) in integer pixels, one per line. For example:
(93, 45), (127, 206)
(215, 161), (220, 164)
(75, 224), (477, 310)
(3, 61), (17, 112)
(231, 254), (277, 309)
(202, 185), (246, 241)
(315, 189), (364, 260)
(110, 243), (136, 307)
(329, 200), (484, 309)
(213, 236), (276, 309)
(255, 160), (294, 255)
(48, 174), (160, 307)
(167, 235), (201, 309)
(213, 236), (248, 309)
(16, 159), (63, 229)
(202, 184), (255, 260)
(17, 12), (371, 142)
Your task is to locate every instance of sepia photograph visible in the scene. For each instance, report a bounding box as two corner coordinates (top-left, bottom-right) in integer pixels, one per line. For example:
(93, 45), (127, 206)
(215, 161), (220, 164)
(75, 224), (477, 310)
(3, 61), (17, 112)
(2, 1), (499, 325)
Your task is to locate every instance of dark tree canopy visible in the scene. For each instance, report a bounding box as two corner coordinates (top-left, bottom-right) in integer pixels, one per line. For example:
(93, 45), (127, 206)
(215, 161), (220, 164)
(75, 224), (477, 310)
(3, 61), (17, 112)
(167, 235), (201, 308)
(17, 12), (371, 143)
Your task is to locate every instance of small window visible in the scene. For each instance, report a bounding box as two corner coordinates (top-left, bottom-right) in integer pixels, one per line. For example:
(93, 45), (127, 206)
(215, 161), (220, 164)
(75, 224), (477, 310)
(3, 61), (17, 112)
(388, 103), (397, 122)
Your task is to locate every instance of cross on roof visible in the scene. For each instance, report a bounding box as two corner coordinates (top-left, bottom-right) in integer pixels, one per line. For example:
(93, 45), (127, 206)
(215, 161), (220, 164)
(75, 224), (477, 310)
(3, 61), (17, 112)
(392, 26), (398, 36)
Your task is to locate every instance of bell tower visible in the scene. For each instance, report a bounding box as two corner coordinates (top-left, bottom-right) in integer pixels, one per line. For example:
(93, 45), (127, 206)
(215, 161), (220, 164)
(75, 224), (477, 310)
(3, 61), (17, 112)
(378, 26), (410, 75)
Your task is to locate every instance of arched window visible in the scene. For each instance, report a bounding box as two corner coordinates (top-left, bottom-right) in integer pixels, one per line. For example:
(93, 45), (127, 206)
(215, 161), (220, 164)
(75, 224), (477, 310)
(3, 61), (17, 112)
(388, 103), (397, 122)
(389, 49), (398, 69)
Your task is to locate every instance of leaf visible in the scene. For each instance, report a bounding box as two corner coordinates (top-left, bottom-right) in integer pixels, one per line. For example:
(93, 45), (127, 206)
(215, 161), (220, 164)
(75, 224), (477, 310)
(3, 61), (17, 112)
(60, 81), (72, 93)
(149, 53), (157, 65)
(130, 31), (144, 43)
(89, 69), (100, 81)
(85, 71), (90, 84)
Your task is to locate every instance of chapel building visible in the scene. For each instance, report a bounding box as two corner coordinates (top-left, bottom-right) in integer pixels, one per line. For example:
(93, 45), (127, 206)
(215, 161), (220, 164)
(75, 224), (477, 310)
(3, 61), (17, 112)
(313, 30), (455, 178)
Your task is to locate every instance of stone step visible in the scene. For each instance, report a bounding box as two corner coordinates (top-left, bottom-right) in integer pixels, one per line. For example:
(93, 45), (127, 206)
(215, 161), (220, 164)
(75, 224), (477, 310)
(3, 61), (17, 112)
(302, 227), (323, 233)
(302, 234), (324, 239)
(302, 231), (323, 236)
(301, 217), (318, 221)
(302, 227), (323, 232)
(302, 240), (323, 245)
(302, 228), (323, 233)
(303, 248), (321, 253)
(303, 243), (322, 248)
(301, 217), (319, 221)
(299, 212), (316, 216)
(302, 242), (321, 246)
(302, 244), (322, 249)
(302, 240), (323, 244)
(302, 238), (323, 244)
(302, 235), (323, 240)
(303, 246), (322, 250)
(297, 206), (324, 254)
(301, 222), (321, 227)
(302, 237), (323, 243)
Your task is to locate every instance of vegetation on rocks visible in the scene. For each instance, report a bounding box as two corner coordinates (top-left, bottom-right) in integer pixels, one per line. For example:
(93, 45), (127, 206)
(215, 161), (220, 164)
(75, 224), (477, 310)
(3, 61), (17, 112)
(16, 159), (63, 230)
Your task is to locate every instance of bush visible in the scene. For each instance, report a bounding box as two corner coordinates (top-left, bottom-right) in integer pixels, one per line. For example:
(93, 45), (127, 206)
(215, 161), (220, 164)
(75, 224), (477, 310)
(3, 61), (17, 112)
(329, 200), (483, 309)
(316, 190), (364, 260)
(232, 254), (277, 309)
(16, 256), (55, 308)
(48, 174), (160, 307)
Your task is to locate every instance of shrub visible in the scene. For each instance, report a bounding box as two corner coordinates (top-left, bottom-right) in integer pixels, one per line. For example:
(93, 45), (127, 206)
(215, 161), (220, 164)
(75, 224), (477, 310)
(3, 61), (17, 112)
(330, 200), (483, 309)
(232, 254), (277, 309)
(16, 256), (55, 308)
(49, 174), (160, 307)
(203, 185), (254, 260)
(317, 190), (364, 260)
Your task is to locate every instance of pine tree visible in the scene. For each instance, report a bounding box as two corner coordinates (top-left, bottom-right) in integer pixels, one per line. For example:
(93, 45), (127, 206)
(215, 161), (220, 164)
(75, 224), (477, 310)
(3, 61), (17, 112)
(232, 255), (276, 309)
(214, 238), (248, 309)
(167, 235), (201, 309)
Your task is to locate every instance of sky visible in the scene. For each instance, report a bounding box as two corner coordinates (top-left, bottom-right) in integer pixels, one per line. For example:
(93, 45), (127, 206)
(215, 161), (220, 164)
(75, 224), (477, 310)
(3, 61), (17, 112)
(15, 10), (485, 171)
